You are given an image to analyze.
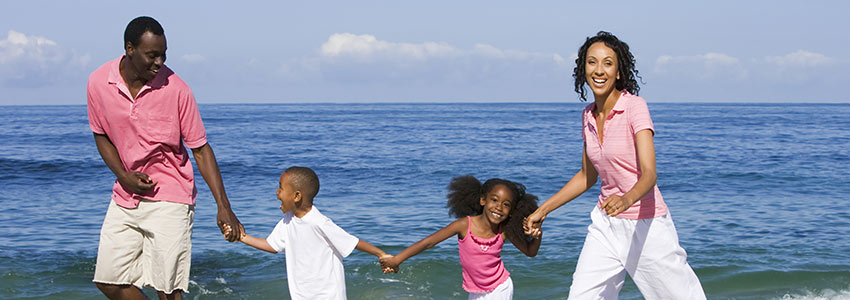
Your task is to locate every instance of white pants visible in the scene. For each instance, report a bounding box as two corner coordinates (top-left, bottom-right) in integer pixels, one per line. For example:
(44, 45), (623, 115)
(568, 207), (705, 300)
(469, 277), (513, 300)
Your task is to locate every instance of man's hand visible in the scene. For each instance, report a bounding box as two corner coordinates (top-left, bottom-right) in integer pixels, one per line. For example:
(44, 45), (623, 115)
(117, 171), (157, 194)
(217, 207), (242, 242)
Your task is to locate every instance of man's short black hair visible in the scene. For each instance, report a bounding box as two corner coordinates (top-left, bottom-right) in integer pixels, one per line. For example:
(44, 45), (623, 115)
(124, 16), (164, 47)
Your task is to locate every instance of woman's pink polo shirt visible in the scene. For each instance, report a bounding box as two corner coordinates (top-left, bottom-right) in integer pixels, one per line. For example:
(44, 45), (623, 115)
(87, 56), (207, 208)
(582, 91), (668, 220)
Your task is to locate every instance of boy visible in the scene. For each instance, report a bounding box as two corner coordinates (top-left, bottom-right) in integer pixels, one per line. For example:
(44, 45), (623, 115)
(225, 166), (390, 299)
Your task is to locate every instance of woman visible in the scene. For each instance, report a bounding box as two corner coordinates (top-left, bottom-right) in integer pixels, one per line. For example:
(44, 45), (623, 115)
(524, 31), (706, 299)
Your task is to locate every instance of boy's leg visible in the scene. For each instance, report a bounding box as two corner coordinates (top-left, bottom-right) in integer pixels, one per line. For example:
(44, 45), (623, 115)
(627, 213), (706, 300)
(93, 200), (147, 299)
(138, 200), (194, 295)
(568, 207), (628, 299)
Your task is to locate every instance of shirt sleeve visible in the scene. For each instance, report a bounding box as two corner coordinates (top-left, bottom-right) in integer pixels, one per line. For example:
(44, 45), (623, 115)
(628, 97), (655, 136)
(581, 108), (587, 142)
(318, 219), (359, 258)
(266, 219), (287, 253)
(86, 79), (105, 134)
(177, 86), (208, 149)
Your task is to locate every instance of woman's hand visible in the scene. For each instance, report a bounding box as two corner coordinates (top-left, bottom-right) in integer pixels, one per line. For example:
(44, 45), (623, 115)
(524, 209), (546, 237)
(601, 194), (635, 217)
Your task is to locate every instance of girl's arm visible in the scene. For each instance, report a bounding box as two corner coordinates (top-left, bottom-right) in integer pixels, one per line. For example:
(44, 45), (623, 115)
(506, 231), (542, 257)
(525, 145), (598, 236)
(602, 129), (656, 216)
(382, 218), (467, 272)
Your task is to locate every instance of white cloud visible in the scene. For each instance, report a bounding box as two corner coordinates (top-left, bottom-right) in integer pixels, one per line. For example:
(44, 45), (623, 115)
(302, 33), (570, 85)
(0, 30), (90, 87)
(180, 53), (206, 63)
(320, 33), (459, 61)
(765, 50), (833, 68)
(654, 52), (747, 81)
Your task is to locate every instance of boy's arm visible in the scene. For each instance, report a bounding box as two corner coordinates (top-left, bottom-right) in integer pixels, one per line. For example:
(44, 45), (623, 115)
(355, 240), (388, 258)
(224, 224), (277, 254)
(382, 218), (466, 271)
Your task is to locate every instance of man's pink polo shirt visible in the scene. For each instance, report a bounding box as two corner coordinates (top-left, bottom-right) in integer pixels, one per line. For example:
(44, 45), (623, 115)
(87, 56), (207, 208)
(582, 91), (668, 220)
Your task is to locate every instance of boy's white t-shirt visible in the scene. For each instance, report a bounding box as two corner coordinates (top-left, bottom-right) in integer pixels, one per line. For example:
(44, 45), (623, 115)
(266, 206), (359, 300)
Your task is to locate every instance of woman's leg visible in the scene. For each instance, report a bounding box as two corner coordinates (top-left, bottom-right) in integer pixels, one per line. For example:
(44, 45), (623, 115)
(626, 213), (706, 300)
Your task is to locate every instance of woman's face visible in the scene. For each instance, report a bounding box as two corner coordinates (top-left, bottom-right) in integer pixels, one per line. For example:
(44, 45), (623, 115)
(584, 41), (620, 98)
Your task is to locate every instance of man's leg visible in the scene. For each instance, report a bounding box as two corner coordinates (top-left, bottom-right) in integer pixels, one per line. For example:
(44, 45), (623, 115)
(138, 200), (194, 296)
(93, 200), (146, 299)
(96, 283), (149, 300)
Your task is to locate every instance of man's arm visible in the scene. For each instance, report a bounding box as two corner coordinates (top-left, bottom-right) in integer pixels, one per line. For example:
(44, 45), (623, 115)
(93, 133), (156, 194)
(191, 143), (242, 242)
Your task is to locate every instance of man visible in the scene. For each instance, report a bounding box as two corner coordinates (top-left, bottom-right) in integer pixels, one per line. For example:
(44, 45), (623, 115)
(86, 16), (242, 300)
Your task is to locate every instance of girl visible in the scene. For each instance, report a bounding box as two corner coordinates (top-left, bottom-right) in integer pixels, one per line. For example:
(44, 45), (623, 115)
(381, 175), (542, 299)
(523, 31), (706, 299)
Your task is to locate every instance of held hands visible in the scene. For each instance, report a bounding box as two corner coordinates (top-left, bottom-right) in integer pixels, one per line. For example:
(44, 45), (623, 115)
(523, 210), (545, 238)
(379, 255), (399, 273)
(601, 194), (635, 217)
(217, 208), (243, 242)
(118, 171), (156, 194)
(221, 223), (246, 242)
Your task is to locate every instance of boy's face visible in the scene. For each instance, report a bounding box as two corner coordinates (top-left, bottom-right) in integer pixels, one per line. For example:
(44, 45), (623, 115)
(276, 173), (299, 214)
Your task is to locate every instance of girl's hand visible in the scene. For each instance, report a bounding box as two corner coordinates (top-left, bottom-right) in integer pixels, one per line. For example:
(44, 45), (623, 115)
(602, 194), (634, 217)
(524, 210), (545, 237)
(380, 255), (399, 273)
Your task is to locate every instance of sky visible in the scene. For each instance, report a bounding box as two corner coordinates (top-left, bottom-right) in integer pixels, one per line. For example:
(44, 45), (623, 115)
(1, 1), (848, 105)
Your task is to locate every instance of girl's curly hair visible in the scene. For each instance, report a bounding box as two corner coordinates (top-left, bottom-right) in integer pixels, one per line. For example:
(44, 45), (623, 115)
(573, 31), (642, 102)
(446, 175), (539, 242)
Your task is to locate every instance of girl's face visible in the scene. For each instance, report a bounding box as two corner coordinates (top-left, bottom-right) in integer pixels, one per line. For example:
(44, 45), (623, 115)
(584, 41), (620, 98)
(479, 184), (514, 225)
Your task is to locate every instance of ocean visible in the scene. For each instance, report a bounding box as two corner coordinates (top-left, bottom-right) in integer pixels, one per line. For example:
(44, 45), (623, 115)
(0, 102), (848, 299)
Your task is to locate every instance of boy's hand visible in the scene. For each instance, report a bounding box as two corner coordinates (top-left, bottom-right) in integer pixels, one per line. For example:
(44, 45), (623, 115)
(379, 254), (399, 273)
(222, 224), (233, 239)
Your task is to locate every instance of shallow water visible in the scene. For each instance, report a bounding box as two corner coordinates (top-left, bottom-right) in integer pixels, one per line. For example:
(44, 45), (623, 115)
(1, 103), (848, 299)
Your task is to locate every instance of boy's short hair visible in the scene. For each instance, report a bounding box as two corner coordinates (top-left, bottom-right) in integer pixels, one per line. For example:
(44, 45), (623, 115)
(284, 166), (320, 202)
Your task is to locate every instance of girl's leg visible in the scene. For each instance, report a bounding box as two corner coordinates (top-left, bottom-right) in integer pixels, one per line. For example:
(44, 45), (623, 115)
(626, 213), (706, 300)
(568, 207), (628, 300)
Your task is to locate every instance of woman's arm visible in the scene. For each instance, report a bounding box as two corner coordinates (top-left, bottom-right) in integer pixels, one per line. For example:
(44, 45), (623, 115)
(524, 145), (598, 236)
(382, 218), (467, 272)
(602, 129), (657, 216)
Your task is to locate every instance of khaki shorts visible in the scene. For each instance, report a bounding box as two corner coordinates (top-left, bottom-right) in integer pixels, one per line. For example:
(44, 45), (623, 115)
(93, 199), (194, 293)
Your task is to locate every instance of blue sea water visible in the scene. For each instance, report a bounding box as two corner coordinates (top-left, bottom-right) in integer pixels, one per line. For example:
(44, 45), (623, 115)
(0, 102), (849, 299)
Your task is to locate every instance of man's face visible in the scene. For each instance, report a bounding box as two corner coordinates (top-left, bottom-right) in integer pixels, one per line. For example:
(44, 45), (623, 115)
(125, 31), (166, 82)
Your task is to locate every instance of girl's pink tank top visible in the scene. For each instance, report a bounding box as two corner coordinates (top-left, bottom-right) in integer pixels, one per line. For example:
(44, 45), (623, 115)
(458, 216), (510, 293)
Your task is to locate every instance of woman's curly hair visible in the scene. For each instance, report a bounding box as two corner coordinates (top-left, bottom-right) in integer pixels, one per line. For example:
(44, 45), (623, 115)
(573, 31), (642, 102)
(446, 175), (539, 242)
